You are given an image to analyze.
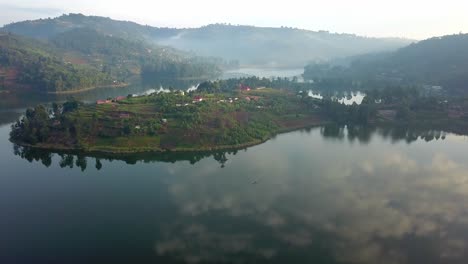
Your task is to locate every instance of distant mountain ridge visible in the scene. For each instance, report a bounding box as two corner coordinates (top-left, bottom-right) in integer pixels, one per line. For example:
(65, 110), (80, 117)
(2, 13), (414, 67)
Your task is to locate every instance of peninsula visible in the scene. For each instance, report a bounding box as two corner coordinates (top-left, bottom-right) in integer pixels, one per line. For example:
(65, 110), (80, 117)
(10, 78), (468, 154)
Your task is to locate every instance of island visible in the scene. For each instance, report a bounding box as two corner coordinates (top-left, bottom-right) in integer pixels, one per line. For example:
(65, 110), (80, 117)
(10, 77), (468, 154)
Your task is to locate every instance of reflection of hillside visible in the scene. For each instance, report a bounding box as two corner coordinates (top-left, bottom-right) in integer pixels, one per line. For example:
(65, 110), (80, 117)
(13, 144), (237, 171)
(320, 124), (447, 144)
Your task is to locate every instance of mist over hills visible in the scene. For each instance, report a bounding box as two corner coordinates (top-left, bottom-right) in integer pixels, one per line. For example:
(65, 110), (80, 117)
(2, 13), (413, 68)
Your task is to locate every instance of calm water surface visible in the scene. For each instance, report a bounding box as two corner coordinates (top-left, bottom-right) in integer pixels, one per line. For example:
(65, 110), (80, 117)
(2, 117), (468, 263)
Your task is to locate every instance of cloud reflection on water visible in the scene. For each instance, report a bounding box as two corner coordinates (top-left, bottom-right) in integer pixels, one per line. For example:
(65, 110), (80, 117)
(154, 129), (468, 264)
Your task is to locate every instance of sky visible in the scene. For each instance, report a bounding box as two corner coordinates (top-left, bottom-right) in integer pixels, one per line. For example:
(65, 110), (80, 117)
(1, 0), (467, 39)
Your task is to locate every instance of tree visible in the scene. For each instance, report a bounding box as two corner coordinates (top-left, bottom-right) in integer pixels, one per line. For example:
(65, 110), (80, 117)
(63, 98), (80, 113)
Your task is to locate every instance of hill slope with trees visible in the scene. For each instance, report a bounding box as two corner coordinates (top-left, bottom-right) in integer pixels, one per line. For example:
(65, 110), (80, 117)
(0, 28), (222, 93)
(0, 32), (112, 93)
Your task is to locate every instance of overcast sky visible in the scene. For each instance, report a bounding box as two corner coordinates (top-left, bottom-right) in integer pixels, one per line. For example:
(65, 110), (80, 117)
(1, 0), (467, 39)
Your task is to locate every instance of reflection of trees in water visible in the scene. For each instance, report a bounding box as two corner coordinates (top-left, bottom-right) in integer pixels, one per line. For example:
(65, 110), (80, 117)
(13, 144), (238, 171)
(320, 124), (447, 144)
(13, 144), (53, 167)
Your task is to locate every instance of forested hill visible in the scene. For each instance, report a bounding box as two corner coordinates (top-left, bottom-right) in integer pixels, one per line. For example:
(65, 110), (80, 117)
(2, 13), (413, 67)
(304, 34), (468, 94)
(0, 28), (222, 93)
(0, 33), (112, 93)
(50, 28), (222, 81)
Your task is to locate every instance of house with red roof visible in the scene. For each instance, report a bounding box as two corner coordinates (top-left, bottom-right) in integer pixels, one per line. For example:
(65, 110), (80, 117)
(240, 84), (251, 91)
(193, 95), (203, 102)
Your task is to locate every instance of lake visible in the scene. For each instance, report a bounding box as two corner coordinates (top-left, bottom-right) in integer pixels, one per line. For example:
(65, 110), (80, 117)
(1, 71), (467, 264)
(2, 109), (468, 264)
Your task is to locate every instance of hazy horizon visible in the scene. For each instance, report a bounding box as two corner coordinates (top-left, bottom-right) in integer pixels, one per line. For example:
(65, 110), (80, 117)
(1, 0), (468, 40)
